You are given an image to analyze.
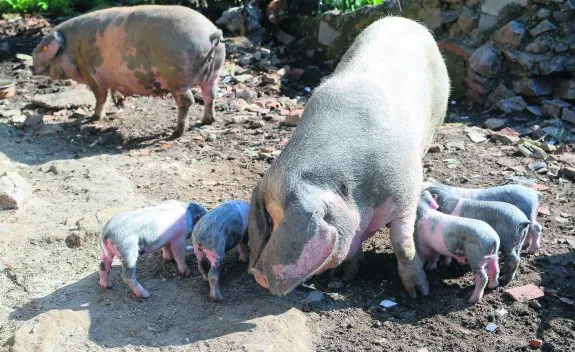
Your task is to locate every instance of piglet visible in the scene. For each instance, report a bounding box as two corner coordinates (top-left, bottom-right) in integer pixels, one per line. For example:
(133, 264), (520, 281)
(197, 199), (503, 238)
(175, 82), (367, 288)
(427, 186), (531, 284)
(98, 200), (208, 298)
(415, 190), (500, 303)
(192, 200), (250, 301)
(422, 181), (542, 253)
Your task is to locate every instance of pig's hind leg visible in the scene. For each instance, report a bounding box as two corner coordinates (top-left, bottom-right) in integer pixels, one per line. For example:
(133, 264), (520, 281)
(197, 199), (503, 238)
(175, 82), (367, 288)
(170, 238), (191, 277)
(208, 260), (223, 301)
(468, 266), (488, 304)
(87, 84), (109, 122)
(161, 244), (174, 261)
(500, 249), (520, 284)
(170, 89), (194, 139)
(98, 250), (114, 289)
(487, 255), (500, 289)
(120, 247), (150, 298)
(194, 244), (209, 280)
(200, 76), (217, 125)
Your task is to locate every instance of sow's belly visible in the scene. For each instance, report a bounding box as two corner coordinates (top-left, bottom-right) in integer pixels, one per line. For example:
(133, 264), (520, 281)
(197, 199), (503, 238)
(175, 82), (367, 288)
(92, 63), (173, 97)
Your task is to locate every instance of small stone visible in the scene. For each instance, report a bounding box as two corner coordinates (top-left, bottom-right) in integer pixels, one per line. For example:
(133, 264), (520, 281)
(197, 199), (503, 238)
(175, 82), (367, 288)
(467, 129), (488, 143)
(538, 56), (567, 75)
(0, 109), (22, 118)
(372, 320), (382, 328)
(529, 20), (557, 37)
(526, 36), (552, 54)
(469, 44), (501, 77)
(504, 284), (544, 302)
(536, 8), (551, 18)
(301, 303), (311, 313)
(485, 118), (507, 130)
(530, 339), (543, 349)
(527, 106), (543, 116)
(0, 172), (31, 211)
(527, 162), (547, 172)
(302, 290), (325, 304)
(328, 281), (344, 290)
(46, 165), (58, 175)
(557, 80), (575, 100)
(529, 300), (542, 310)
(492, 20), (526, 48)
(428, 143), (444, 153)
(250, 121), (265, 129)
(235, 88), (257, 103)
(487, 84), (516, 106)
(512, 78), (553, 97)
(562, 166), (575, 180)
(282, 114), (301, 127)
(485, 323), (498, 332)
(65, 234), (82, 249)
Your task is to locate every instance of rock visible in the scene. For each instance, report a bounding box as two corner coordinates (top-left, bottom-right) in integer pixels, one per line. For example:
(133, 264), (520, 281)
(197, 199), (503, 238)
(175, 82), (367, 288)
(11, 309), (90, 352)
(529, 300), (542, 310)
(328, 281), (344, 290)
(428, 143), (444, 153)
(65, 234), (82, 248)
(530, 339), (543, 348)
(504, 284), (544, 302)
(32, 86), (95, 110)
(542, 99), (571, 117)
(467, 129), (488, 143)
(250, 120), (265, 129)
(485, 118), (507, 130)
(235, 87), (257, 103)
(497, 96), (527, 113)
(469, 44), (501, 77)
(487, 84), (516, 106)
(492, 20), (526, 48)
(440, 11), (458, 24)
(527, 162), (547, 172)
(538, 55), (567, 75)
(317, 21), (341, 46)
(562, 108), (575, 124)
(536, 8), (551, 18)
(456, 6), (479, 33)
(282, 114), (301, 127)
(527, 105), (543, 116)
(553, 41), (569, 53)
(233, 74), (254, 84)
(530, 20), (557, 37)
(0, 109), (22, 118)
(526, 36), (552, 54)
(372, 320), (382, 328)
(502, 50), (538, 73)
(16, 53), (33, 66)
(512, 78), (553, 97)
(0, 172), (31, 211)
(38, 124), (65, 136)
(563, 166), (575, 180)
(552, 10), (569, 22)
(302, 290), (325, 304)
(557, 80), (575, 100)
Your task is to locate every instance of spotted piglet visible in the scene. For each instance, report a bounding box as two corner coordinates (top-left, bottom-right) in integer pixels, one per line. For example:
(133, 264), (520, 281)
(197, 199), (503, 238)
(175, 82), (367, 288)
(98, 200), (208, 298)
(192, 200), (250, 301)
(415, 190), (500, 303)
(426, 186), (531, 284)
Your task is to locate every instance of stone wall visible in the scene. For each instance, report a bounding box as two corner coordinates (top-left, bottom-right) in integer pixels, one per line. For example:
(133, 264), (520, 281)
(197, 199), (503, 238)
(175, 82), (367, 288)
(298, 0), (575, 126)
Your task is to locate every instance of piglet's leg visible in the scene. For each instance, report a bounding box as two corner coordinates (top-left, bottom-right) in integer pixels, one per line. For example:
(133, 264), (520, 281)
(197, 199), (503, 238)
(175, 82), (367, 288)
(208, 262), (223, 301)
(390, 212), (429, 298)
(487, 256), (500, 289)
(120, 247), (150, 298)
(98, 251), (114, 289)
(469, 268), (488, 304)
(194, 244), (209, 280)
(424, 251), (440, 271)
(162, 244), (174, 261)
(527, 223), (542, 254)
(500, 250), (520, 284)
(170, 239), (191, 277)
(238, 241), (249, 263)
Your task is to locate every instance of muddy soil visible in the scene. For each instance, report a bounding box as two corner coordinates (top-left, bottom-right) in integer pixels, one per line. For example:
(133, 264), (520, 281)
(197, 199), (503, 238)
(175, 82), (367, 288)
(0, 15), (574, 352)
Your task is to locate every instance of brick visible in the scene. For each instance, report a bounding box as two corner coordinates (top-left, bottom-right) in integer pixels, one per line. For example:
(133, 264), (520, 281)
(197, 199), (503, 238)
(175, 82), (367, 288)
(505, 284), (544, 302)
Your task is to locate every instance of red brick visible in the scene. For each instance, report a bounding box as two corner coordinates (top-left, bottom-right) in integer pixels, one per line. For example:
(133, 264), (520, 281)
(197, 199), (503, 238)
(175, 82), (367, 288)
(505, 284), (544, 302)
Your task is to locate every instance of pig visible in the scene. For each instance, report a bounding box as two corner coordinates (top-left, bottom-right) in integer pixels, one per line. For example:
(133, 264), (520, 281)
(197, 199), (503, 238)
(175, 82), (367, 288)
(422, 181), (543, 254)
(415, 190), (500, 303)
(31, 5), (226, 139)
(98, 200), (208, 298)
(247, 17), (451, 298)
(426, 186), (531, 284)
(192, 200), (250, 301)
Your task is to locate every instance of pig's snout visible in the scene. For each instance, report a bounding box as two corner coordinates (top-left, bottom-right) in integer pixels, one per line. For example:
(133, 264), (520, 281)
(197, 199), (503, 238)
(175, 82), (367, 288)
(249, 267), (269, 289)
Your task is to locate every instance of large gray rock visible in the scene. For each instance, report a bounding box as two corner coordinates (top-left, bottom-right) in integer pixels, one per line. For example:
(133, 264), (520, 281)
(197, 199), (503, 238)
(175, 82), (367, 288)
(317, 21), (341, 46)
(0, 171), (31, 210)
(538, 55), (568, 75)
(32, 85), (95, 110)
(542, 99), (571, 117)
(497, 96), (528, 113)
(469, 44), (501, 77)
(529, 19), (557, 37)
(487, 84), (516, 106)
(526, 36), (553, 54)
(562, 108), (575, 125)
(512, 78), (553, 96)
(492, 20), (526, 48)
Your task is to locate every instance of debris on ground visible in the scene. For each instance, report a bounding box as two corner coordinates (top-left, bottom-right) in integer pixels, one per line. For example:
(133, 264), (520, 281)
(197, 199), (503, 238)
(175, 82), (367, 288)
(485, 323), (498, 332)
(380, 299), (398, 308)
(504, 284), (544, 302)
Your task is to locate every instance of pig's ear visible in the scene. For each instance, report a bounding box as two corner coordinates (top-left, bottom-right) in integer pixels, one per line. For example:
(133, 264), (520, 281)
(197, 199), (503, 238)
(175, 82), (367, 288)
(40, 31), (65, 61)
(247, 185), (272, 268)
(430, 194), (440, 209)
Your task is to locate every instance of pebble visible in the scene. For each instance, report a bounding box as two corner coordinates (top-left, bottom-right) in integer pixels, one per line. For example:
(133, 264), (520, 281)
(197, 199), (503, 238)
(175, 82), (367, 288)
(65, 233), (82, 248)
(428, 143), (444, 153)
(529, 300), (542, 311)
(372, 320), (381, 328)
(251, 121), (265, 129)
(327, 280), (344, 290)
(302, 290), (325, 304)
(530, 339), (543, 348)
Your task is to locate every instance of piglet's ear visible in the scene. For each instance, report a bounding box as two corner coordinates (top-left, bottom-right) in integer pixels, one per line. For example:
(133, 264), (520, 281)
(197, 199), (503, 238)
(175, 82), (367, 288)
(429, 194), (439, 210)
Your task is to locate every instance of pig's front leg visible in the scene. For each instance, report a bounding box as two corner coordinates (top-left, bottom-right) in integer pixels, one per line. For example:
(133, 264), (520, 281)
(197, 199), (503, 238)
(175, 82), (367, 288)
(389, 212), (429, 297)
(111, 90), (125, 109)
(208, 262), (223, 301)
(120, 247), (150, 298)
(87, 84), (108, 122)
(170, 238), (191, 277)
(238, 241), (249, 263)
(526, 223), (542, 254)
(487, 256), (500, 289)
(161, 244), (174, 262)
(468, 267), (488, 304)
(193, 244), (209, 280)
(424, 251), (440, 271)
(170, 89), (194, 139)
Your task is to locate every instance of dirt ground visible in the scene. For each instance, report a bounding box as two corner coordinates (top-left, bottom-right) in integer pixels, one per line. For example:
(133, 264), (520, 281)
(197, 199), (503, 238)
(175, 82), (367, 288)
(1, 15), (574, 352)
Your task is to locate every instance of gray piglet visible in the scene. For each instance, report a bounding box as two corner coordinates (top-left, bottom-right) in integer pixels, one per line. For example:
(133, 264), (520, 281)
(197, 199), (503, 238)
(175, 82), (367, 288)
(99, 200), (208, 298)
(192, 200), (250, 301)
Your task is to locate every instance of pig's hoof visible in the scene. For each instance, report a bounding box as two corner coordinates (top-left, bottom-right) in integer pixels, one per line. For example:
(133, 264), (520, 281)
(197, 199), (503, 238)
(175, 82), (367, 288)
(88, 114), (101, 123)
(210, 293), (224, 302)
(180, 268), (192, 277)
(134, 289), (151, 299)
(168, 129), (184, 140)
(99, 280), (112, 289)
(201, 117), (214, 125)
(468, 296), (481, 304)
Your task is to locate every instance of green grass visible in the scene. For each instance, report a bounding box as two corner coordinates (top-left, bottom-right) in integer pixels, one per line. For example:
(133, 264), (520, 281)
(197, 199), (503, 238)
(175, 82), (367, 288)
(321, 0), (387, 12)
